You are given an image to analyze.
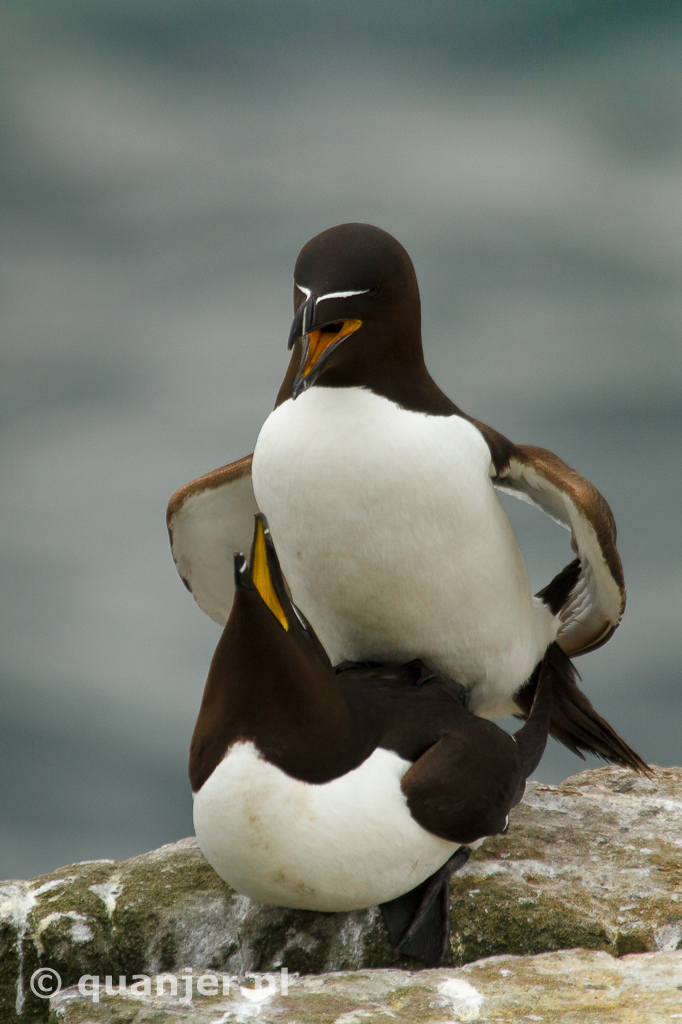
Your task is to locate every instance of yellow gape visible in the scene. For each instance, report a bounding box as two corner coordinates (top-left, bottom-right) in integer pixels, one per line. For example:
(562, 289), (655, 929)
(250, 518), (289, 631)
(301, 319), (362, 380)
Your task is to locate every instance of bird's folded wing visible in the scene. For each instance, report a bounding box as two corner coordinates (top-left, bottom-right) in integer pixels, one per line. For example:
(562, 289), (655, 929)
(401, 729), (518, 844)
(166, 454), (258, 625)
(493, 444), (625, 656)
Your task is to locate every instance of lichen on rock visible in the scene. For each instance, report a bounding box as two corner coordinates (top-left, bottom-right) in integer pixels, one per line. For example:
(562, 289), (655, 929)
(48, 949), (682, 1023)
(1, 766), (681, 1022)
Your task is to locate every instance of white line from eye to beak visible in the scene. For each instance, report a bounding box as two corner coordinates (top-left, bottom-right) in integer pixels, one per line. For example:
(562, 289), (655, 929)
(294, 284), (371, 302)
(318, 289), (371, 301)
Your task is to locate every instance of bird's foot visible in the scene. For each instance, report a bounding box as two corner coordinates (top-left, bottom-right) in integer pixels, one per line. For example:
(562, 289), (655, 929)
(379, 846), (472, 965)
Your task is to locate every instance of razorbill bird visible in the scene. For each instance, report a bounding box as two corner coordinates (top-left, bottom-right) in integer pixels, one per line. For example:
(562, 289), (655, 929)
(191, 513), (555, 963)
(168, 223), (646, 772)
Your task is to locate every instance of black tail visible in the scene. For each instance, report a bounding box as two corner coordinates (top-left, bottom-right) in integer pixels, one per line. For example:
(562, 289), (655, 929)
(515, 643), (649, 774)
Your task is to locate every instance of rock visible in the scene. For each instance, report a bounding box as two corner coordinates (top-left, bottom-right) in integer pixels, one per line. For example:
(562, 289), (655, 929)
(47, 949), (682, 1023)
(2, 766), (681, 1022)
(0, 841), (391, 1024)
(448, 764), (682, 964)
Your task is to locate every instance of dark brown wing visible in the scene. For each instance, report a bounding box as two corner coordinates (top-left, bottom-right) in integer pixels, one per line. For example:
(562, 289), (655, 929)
(400, 719), (523, 845)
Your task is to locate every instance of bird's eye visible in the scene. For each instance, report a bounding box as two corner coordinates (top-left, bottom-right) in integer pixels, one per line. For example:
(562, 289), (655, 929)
(367, 286), (380, 297)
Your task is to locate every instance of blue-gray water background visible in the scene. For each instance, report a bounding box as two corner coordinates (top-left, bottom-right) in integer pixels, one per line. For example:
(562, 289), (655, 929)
(2, 1), (681, 879)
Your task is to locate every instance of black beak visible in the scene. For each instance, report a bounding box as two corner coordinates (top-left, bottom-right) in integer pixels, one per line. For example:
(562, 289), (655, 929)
(287, 293), (362, 400)
(233, 551), (255, 590)
(287, 294), (316, 351)
(234, 514), (284, 593)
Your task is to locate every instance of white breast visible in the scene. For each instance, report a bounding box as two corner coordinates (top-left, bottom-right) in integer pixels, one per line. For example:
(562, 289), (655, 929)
(252, 388), (557, 717)
(193, 741), (456, 911)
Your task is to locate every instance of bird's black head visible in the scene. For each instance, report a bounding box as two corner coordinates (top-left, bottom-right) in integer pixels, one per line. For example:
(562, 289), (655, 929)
(189, 513), (336, 792)
(233, 513), (332, 670)
(278, 223), (432, 407)
(295, 222), (417, 310)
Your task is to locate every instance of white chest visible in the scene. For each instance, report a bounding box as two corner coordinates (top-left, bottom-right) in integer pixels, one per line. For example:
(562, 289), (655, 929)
(252, 388), (557, 715)
(193, 741), (455, 911)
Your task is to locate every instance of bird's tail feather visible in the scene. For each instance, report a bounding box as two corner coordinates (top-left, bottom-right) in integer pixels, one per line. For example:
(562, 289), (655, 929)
(515, 642), (649, 775)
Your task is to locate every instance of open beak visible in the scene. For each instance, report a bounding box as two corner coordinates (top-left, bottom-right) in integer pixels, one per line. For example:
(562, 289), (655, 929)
(287, 295), (361, 399)
(246, 513), (290, 630)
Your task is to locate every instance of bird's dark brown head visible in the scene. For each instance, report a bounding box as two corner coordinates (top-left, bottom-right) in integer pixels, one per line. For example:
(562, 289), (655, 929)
(277, 223), (449, 411)
(295, 222), (418, 309)
(189, 514), (341, 793)
(234, 512), (332, 670)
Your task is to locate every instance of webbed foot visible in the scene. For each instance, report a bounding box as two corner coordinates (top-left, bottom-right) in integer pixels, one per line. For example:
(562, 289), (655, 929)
(379, 846), (471, 965)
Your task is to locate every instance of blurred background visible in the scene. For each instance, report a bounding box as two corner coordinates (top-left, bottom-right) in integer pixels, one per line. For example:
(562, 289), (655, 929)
(2, 1), (681, 880)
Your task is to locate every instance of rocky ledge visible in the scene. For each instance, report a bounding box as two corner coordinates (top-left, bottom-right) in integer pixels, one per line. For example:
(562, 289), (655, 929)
(1, 765), (681, 1023)
(49, 949), (682, 1023)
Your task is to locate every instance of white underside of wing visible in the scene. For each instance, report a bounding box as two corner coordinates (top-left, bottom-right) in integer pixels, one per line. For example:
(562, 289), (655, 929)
(169, 472), (259, 625)
(497, 458), (624, 655)
(558, 496), (622, 652)
(494, 480), (571, 531)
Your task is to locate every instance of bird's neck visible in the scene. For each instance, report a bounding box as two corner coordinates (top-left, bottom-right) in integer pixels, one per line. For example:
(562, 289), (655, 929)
(189, 594), (366, 791)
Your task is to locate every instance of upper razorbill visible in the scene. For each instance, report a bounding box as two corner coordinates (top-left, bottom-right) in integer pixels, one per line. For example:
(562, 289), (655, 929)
(191, 513), (555, 963)
(168, 222), (646, 772)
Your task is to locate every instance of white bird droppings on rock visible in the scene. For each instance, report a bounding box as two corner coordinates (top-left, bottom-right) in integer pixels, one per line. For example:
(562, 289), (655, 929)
(2, 766), (682, 1021)
(436, 976), (485, 1019)
(89, 873), (123, 916)
(48, 949), (682, 1023)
